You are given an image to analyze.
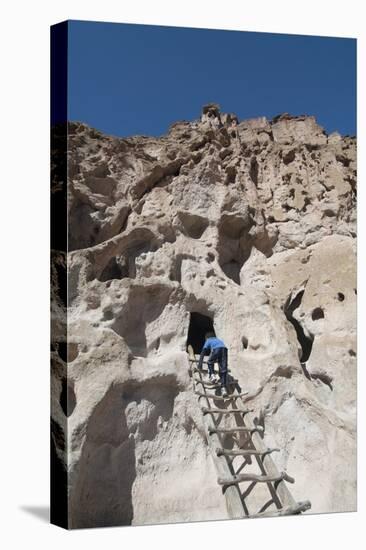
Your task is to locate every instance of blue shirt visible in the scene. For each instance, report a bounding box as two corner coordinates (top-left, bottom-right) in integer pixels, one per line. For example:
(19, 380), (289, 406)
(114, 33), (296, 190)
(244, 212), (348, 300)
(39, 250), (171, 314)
(203, 337), (226, 351)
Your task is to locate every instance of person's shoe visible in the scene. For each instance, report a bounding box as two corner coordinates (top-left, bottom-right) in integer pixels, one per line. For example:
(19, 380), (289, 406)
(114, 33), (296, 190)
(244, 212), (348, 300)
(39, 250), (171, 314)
(208, 374), (215, 383)
(221, 387), (228, 398)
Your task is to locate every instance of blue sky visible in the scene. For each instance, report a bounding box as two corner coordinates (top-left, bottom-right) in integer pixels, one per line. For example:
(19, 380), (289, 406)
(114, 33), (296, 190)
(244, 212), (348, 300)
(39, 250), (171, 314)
(67, 20), (356, 138)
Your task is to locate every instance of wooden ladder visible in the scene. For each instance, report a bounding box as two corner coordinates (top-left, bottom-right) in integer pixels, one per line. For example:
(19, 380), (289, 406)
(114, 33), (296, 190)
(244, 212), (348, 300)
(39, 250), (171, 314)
(187, 345), (311, 519)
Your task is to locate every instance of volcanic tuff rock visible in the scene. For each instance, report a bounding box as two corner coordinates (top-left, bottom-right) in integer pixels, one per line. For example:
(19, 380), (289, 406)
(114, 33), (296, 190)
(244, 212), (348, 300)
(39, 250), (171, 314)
(51, 104), (356, 527)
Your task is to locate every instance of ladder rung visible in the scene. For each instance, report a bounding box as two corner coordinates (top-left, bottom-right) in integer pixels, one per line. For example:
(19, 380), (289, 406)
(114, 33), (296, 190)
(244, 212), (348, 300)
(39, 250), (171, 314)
(192, 366), (231, 374)
(194, 379), (238, 388)
(218, 471), (295, 487)
(201, 406), (253, 415)
(208, 426), (264, 435)
(216, 447), (280, 457)
(194, 390), (249, 400)
(252, 500), (311, 518)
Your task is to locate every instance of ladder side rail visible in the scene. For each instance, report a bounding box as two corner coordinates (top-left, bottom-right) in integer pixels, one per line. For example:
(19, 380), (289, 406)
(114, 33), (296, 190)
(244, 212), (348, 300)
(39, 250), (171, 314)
(237, 390), (297, 509)
(189, 350), (247, 519)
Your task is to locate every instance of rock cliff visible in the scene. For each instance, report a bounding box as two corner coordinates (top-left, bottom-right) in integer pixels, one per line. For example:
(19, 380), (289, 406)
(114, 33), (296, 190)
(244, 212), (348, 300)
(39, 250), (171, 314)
(51, 104), (356, 528)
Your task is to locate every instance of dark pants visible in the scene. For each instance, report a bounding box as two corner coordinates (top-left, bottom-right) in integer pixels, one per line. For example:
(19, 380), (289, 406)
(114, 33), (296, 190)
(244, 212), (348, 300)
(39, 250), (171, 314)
(207, 347), (228, 387)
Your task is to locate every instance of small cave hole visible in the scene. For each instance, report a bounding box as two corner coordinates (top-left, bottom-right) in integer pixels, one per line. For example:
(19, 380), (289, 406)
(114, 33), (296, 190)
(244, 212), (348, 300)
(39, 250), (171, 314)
(284, 290), (314, 363)
(186, 312), (215, 355)
(170, 256), (182, 283)
(283, 149), (296, 165)
(312, 307), (325, 321)
(249, 157), (259, 185)
(226, 166), (237, 184)
(241, 336), (248, 350)
(348, 349), (356, 357)
(57, 342), (67, 362)
(337, 292), (345, 302)
(221, 260), (241, 285)
(103, 309), (114, 321)
(177, 211), (209, 239)
(301, 197), (311, 212)
(99, 256), (128, 282)
(57, 342), (79, 363)
(60, 378), (76, 417)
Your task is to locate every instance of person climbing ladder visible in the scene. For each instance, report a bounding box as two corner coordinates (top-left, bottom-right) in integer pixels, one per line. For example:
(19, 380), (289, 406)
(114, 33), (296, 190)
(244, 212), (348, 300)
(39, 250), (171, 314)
(198, 332), (229, 397)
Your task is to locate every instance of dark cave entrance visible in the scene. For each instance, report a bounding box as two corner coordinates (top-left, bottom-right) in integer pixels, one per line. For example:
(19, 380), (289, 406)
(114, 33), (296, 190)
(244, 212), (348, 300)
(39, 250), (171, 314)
(60, 378), (77, 417)
(186, 312), (215, 355)
(284, 290), (313, 363)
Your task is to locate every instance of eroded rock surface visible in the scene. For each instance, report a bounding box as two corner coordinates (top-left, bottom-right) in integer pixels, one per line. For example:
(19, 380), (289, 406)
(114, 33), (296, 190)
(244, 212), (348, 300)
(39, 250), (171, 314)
(51, 105), (356, 527)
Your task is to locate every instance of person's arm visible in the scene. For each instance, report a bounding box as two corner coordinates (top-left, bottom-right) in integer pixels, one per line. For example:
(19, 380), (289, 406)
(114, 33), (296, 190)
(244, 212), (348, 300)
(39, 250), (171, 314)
(198, 341), (209, 369)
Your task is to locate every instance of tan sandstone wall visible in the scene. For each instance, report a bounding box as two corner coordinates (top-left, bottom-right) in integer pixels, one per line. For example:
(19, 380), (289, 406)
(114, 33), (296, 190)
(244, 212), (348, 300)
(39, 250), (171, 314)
(51, 105), (356, 527)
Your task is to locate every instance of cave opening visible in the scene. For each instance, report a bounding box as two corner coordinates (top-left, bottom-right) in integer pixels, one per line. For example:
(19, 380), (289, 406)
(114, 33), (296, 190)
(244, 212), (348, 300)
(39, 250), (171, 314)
(221, 260), (241, 285)
(186, 312), (215, 355)
(60, 378), (76, 417)
(57, 342), (67, 362)
(312, 307), (324, 320)
(99, 256), (128, 282)
(217, 215), (253, 285)
(284, 290), (314, 362)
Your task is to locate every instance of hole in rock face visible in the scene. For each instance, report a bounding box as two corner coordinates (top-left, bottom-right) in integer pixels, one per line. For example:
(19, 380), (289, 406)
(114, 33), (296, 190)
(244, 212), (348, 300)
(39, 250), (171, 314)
(57, 342), (79, 362)
(217, 214), (253, 285)
(186, 312), (215, 355)
(283, 149), (296, 165)
(57, 343), (67, 362)
(337, 292), (345, 302)
(177, 211), (209, 239)
(170, 256), (182, 283)
(241, 336), (248, 350)
(249, 157), (259, 185)
(284, 290), (314, 362)
(99, 257), (128, 282)
(98, 229), (160, 282)
(348, 349), (356, 357)
(312, 307), (325, 320)
(103, 309), (114, 321)
(60, 378), (76, 417)
(226, 166), (237, 184)
(221, 260), (241, 285)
